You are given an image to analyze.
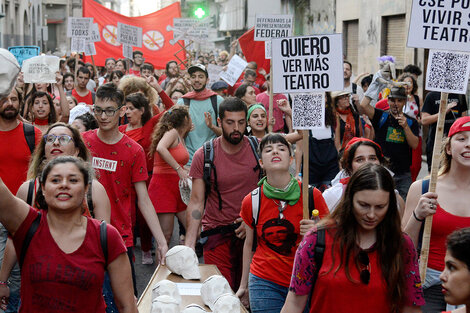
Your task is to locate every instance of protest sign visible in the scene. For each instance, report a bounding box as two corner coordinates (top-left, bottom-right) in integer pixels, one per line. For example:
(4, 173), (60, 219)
(272, 34), (343, 93)
(8, 46), (40, 66)
(292, 93), (325, 130)
(219, 55), (248, 86)
(22, 55), (60, 84)
(88, 23), (101, 42)
(67, 17), (93, 38)
(425, 50), (470, 94)
(207, 64), (223, 88)
(85, 42), (97, 56)
(71, 38), (86, 53)
(254, 14), (293, 41)
(265, 40), (272, 59)
(168, 18), (209, 44)
(123, 44), (133, 59)
(407, 0), (470, 52)
(117, 22), (143, 47)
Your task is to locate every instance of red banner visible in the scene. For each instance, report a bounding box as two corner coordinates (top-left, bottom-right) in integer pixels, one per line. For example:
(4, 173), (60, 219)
(82, 0), (184, 68)
(238, 28), (271, 73)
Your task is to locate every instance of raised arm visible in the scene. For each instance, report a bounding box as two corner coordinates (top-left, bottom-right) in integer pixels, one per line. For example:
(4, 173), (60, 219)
(55, 73), (70, 123)
(0, 178), (30, 236)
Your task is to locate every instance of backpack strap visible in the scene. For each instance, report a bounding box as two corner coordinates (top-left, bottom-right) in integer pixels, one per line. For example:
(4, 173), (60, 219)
(183, 97), (190, 106)
(308, 185), (315, 217)
(417, 178), (430, 255)
(210, 95), (218, 120)
(100, 220), (108, 266)
(352, 83), (357, 95)
(203, 139), (222, 210)
(247, 136), (263, 179)
(421, 178), (430, 194)
(87, 181), (94, 218)
(378, 111), (389, 129)
(23, 123), (36, 154)
(310, 228), (326, 297)
(19, 211), (42, 269)
(251, 187), (262, 252)
(26, 179), (35, 206)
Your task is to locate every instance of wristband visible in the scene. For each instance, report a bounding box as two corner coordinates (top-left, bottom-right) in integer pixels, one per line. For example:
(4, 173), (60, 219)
(175, 166), (181, 171)
(365, 124), (371, 129)
(0, 280), (8, 286)
(413, 210), (425, 222)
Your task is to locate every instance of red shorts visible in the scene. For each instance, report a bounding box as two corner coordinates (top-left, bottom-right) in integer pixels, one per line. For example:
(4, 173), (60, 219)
(148, 173), (187, 213)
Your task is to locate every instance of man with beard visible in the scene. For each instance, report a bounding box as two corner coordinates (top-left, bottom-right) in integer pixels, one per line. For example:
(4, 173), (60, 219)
(360, 86), (419, 200)
(185, 97), (261, 290)
(0, 49), (42, 195)
(160, 60), (181, 90)
(177, 64), (223, 164)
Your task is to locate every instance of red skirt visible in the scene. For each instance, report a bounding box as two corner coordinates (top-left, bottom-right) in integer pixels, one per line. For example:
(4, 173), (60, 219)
(148, 173), (187, 213)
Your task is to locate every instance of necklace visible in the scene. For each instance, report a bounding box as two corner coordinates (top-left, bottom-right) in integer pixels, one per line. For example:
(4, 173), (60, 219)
(272, 199), (287, 219)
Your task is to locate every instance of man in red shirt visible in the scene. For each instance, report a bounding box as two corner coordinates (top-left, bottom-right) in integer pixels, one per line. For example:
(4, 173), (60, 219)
(128, 51), (143, 76)
(70, 67), (95, 106)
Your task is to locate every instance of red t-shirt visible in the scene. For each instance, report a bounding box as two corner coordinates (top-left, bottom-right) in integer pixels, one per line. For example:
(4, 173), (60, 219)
(189, 137), (260, 230)
(128, 68), (141, 77)
(240, 183), (328, 287)
(153, 141), (189, 174)
(256, 92), (289, 132)
(229, 82), (261, 96)
(13, 207), (126, 313)
(0, 122), (42, 194)
(82, 130), (148, 247)
(72, 89), (93, 106)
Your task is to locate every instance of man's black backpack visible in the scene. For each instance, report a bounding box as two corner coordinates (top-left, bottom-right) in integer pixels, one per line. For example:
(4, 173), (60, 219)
(183, 95), (218, 119)
(23, 123), (36, 154)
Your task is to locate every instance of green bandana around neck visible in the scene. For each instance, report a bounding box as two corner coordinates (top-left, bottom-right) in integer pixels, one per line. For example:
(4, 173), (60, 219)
(258, 175), (300, 205)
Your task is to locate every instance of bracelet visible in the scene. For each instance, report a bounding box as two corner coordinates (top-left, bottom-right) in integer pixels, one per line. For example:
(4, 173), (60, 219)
(0, 280), (8, 286)
(175, 166), (181, 171)
(365, 124), (371, 129)
(413, 210), (425, 222)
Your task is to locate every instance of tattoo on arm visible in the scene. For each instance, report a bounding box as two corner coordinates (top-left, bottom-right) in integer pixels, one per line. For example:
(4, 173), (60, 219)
(191, 210), (202, 220)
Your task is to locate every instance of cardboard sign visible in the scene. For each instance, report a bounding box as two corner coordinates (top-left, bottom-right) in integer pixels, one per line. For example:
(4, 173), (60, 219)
(67, 17), (93, 38)
(207, 64), (224, 88)
(88, 23), (101, 42)
(292, 93), (325, 130)
(8, 46), (40, 66)
(71, 38), (86, 53)
(425, 49), (470, 94)
(22, 55), (60, 84)
(169, 18), (209, 43)
(219, 55), (248, 86)
(272, 34), (344, 93)
(254, 14), (293, 41)
(85, 42), (97, 56)
(407, 0), (470, 51)
(123, 44), (133, 59)
(117, 22), (143, 47)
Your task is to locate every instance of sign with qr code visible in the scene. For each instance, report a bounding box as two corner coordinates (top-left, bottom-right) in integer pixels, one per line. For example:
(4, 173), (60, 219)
(271, 34), (343, 93)
(292, 93), (325, 130)
(425, 50), (470, 94)
(408, 0), (470, 51)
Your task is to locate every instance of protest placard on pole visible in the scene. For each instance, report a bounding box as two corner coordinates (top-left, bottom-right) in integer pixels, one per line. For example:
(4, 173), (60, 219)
(71, 38), (86, 53)
(407, 0), (470, 282)
(123, 44), (133, 59)
(292, 93), (325, 129)
(88, 23), (101, 43)
(168, 18), (209, 44)
(207, 64), (223, 88)
(117, 22), (143, 48)
(22, 55), (60, 84)
(8, 46), (40, 66)
(254, 14), (293, 41)
(85, 42), (97, 56)
(67, 17), (93, 38)
(271, 34), (343, 94)
(219, 55), (248, 86)
(425, 50), (470, 94)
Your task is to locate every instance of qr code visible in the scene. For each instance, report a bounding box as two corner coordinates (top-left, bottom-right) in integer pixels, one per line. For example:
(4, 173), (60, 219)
(427, 51), (470, 93)
(292, 93), (325, 129)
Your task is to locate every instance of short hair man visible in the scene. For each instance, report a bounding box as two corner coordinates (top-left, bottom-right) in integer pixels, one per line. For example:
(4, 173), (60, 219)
(360, 86), (419, 200)
(69, 67), (95, 106)
(343, 60), (364, 109)
(129, 51), (144, 76)
(177, 64), (223, 164)
(140, 63), (154, 79)
(185, 97), (261, 290)
(98, 58), (116, 85)
(229, 69), (260, 96)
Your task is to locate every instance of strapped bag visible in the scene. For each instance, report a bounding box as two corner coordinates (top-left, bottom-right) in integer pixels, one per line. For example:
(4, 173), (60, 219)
(23, 123), (36, 154)
(183, 95), (219, 120)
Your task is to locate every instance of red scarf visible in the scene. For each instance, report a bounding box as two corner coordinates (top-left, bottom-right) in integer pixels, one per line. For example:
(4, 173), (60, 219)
(33, 118), (49, 126)
(336, 107), (361, 149)
(182, 89), (217, 101)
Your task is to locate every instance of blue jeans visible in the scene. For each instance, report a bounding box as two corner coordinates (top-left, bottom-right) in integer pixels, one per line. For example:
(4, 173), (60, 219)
(249, 273), (288, 313)
(0, 224), (20, 313)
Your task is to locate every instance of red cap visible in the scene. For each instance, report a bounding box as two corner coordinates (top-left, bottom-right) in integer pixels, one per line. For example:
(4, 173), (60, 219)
(344, 137), (384, 158)
(448, 116), (470, 138)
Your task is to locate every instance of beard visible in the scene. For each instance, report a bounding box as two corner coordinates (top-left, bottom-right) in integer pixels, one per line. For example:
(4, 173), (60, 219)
(0, 106), (19, 120)
(222, 127), (244, 145)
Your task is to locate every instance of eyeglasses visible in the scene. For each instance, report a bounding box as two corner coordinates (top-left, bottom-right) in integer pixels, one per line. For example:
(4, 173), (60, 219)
(92, 106), (121, 117)
(44, 134), (73, 145)
(357, 250), (370, 284)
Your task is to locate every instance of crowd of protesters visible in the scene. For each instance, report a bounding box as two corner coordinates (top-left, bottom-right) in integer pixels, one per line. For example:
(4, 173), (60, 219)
(0, 34), (469, 313)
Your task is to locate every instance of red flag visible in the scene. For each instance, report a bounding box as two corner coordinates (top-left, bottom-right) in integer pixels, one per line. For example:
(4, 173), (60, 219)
(82, 0), (184, 69)
(238, 28), (271, 73)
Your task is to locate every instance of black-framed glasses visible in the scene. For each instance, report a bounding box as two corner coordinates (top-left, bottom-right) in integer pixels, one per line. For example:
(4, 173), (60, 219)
(44, 134), (73, 145)
(92, 106), (121, 117)
(358, 250), (370, 284)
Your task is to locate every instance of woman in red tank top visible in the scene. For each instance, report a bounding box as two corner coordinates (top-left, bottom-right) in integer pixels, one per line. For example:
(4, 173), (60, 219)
(404, 116), (470, 312)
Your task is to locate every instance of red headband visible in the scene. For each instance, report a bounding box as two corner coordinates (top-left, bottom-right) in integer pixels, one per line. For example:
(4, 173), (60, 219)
(344, 137), (384, 158)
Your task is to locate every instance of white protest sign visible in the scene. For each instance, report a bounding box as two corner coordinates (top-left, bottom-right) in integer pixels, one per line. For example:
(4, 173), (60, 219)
(123, 44), (133, 59)
(88, 23), (101, 42)
(207, 64), (223, 88)
(425, 49), (470, 94)
(219, 55), (248, 86)
(67, 17), (93, 38)
(292, 93), (325, 130)
(265, 40), (272, 59)
(272, 34), (344, 93)
(254, 14), (293, 41)
(168, 18), (209, 44)
(22, 55), (60, 84)
(85, 42), (96, 56)
(71, 38), (86, 53)
(117, 22), (143, 47)
(407, 0), (470, 51)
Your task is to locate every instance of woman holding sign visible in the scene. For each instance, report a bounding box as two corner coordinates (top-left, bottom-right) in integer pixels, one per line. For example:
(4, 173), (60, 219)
(403, 116), (470, 312)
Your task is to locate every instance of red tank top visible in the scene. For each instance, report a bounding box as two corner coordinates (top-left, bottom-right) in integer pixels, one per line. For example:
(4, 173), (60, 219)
(152, 141), (189, 174)
(428, 204), (470, 271)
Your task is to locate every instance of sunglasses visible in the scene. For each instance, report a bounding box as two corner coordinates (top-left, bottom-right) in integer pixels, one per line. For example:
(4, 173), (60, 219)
(357, 250), (370, 284)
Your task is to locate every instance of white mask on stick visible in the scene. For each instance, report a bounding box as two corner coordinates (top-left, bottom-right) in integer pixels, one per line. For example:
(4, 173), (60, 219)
(181, 304), (208, 313)
(152, 280), (181, 304)
(213, 293), (240, 313)
(200, 275), (232, 309)
(150, 295), (179, 313)
(165, 245), (200, 280)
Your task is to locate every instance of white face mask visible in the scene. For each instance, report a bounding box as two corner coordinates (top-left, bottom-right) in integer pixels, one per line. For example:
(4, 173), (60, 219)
(150, 295), (179, 313)
(165, 245), (201, 280)
(181, 304), (208, 313)
(213, 293), (240, 313)
(152, 280), (181, 304)
(200, 275), (232, 309)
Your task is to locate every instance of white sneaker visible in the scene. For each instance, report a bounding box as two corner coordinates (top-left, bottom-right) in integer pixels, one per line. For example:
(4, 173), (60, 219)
(142, 251), (153, 265)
